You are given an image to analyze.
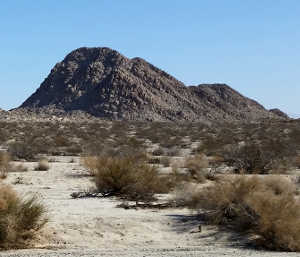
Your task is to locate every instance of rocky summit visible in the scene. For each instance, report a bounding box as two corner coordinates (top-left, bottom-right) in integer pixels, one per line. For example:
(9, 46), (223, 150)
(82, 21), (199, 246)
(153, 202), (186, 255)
(20, 47), (287, 121)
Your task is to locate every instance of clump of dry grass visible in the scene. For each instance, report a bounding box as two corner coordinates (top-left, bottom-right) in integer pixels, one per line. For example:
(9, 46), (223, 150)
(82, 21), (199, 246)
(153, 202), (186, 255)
(0, 184), (47, 249)
(83, 155), (171, 202)
(34, 159), (50, 171)
(182, 175), (300, 251)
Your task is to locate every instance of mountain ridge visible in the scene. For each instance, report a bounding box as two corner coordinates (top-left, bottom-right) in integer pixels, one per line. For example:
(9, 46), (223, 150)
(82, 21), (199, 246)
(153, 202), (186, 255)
(19, 47), (287, 122)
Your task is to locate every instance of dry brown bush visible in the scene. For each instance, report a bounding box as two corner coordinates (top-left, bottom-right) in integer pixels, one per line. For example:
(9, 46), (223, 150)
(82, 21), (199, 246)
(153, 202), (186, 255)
(83, 155), (171, 202)
(53, 135), (70, 147)
(82, 156), (98, 176)
(160, 156), (171, 167)
(0, 184), (47, 249)
(294, 156), (300, 169)
(152, 148), (164, 156)
(8, 140), (37, 161)
(34, 159), (50, 171)
(184, 154), (210, 183)
(182, 175), (300, 251)
(222, 141), (292, 174)
(0, 152), (11, 179)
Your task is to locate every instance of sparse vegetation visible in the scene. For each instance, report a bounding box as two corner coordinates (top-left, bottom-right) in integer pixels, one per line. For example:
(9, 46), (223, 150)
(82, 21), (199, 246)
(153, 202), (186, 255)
(2, 118), (300, 252)
(83, 155), (171, 202)
(180, 175), (300, 251)
(184, 154), (210, 182)
(0, 184), (47, 249)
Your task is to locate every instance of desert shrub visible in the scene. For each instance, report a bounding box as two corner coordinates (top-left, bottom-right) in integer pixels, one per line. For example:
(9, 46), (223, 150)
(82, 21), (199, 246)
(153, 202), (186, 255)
(83, 155), (169, 202)
(160, 156), (171, 167)
(184, 154), (210, 183)
(294, 156), (300, 169)
(196, 134), (234, 156)
(147, 156), (171, 167)
(148, 157), (161, 165)
(34, 159), (50, 171)
(152, 147), (180, 157)
(0, 184), (47, 249)
(168, 163), (196, 186)
(222, 141), (292, 174)
(82, 156), (99, 176)
(53, 135), (70, 147)
(83, 139), (105, 156)
(0, 129), (8, 144)
(165, 147), (181, 157)
(222, 143), (268, 174)
(8, 141), (37, 161)
(184, 175), (300, 251)
(0, 152), (11, 179)
(66, 145), (83, 155)
(152, 148), (165, 156)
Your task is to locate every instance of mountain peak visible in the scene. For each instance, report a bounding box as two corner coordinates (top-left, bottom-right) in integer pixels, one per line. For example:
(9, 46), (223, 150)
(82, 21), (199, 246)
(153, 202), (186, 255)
(20, 47), (286, 121)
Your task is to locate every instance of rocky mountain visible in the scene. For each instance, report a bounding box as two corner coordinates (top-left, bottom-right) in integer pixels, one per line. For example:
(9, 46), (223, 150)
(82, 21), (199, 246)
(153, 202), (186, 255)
(20, 47), (287, 122)
(269, 108), (290, 119)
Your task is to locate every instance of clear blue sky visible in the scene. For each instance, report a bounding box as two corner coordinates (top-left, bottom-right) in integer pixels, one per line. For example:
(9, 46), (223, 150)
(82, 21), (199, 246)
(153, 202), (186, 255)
(1, 1), (299, 116)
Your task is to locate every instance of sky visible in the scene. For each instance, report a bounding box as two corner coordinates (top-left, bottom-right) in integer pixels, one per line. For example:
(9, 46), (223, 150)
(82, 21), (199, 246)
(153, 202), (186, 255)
(0, 1), (299, 117)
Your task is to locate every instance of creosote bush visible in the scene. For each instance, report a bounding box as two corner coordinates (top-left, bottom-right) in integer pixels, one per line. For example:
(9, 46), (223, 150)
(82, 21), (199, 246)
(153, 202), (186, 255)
(222, 142), (292, 174)
(8, 141), (37, 161)
(83, 155), (170, 202)
(184, 154), (210, 183)
(0, 184), (47, 249)
(183, 175), (300, 251)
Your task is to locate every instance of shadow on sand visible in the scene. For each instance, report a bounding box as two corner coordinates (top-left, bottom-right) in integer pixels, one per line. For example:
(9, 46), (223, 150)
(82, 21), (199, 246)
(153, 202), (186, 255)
(166, 213), (254, 250)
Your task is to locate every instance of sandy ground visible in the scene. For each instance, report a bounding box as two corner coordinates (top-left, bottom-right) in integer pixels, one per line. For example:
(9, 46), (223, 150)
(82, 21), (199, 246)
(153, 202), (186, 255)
(2, 157), (299, 256)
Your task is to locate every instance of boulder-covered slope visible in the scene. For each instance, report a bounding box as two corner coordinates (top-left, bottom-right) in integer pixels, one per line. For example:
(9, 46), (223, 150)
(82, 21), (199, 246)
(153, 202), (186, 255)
(20, 47), (286, 121)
